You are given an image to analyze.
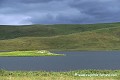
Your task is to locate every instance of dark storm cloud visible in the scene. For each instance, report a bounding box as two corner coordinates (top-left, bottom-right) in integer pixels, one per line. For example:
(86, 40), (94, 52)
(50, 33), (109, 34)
(0, 0), (120, 25)
(69, 0), (120, 23)
(0, 0), (57, 3)
(20, 0), (62, 3)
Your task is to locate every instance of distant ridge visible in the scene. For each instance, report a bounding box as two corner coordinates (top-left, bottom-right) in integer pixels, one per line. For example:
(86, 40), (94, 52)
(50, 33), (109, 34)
(0, 22), (120, 51)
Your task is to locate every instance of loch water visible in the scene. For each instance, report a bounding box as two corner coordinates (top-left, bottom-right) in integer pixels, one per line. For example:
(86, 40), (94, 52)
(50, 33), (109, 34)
(0, 51), (120, 71)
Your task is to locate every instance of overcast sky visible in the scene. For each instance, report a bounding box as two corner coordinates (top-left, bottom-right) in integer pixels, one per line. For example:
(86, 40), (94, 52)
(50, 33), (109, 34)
(0, 0), (120, 25)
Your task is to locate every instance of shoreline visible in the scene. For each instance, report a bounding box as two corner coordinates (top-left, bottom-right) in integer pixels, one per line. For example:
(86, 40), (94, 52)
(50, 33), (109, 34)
(0, 50), (64, 57)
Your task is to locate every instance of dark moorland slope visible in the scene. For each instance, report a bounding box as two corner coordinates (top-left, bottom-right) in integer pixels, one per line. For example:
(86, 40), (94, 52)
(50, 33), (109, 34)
(0, 22), (120, 51)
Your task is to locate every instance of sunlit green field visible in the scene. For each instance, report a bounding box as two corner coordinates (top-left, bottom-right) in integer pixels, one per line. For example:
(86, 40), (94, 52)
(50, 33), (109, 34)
(0, 70), (119, 80)
(0, 50), (63, 56)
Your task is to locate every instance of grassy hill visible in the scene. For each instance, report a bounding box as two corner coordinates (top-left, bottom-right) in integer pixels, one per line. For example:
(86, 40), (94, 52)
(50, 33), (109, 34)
(0, 22), (120, 51)
(0, 23), (120, 39)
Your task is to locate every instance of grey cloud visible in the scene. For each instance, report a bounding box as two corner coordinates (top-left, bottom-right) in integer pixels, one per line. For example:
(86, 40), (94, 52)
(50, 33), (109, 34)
(0, 0), (57, 4)
(20, 0), (62, 3)
(69, 0), (120, 23)
(29, 10), (94, 24)
(0, 0), (120, 25)
(20, 0), (53, 3)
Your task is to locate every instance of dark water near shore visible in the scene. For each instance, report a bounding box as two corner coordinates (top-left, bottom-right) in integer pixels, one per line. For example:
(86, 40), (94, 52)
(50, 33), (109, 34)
(0, 51), (120, 71)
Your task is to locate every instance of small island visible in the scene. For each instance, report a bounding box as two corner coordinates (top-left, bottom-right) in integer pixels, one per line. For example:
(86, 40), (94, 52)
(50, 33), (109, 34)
(0, 50), (64, 57)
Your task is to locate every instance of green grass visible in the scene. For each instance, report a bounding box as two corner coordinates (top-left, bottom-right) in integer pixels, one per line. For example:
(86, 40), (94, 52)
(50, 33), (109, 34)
(0, 70), (119, 80)
(0, 22), (120, 51)
(0, 50), (63, 56)
(0, 25), (120, 51)
(0, 22), (120, 40)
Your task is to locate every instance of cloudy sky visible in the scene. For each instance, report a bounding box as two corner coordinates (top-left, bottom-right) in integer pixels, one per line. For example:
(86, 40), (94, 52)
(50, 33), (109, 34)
(0, 0), (120, 25)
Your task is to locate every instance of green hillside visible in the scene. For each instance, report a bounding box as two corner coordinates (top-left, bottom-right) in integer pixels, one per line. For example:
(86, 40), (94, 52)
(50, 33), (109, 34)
(0, 23), (120, 40)
(0, 22), (120, 51)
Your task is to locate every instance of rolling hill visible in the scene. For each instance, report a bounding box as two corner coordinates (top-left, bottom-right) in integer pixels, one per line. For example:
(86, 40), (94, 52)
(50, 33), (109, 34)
(0, 22), (120, 51)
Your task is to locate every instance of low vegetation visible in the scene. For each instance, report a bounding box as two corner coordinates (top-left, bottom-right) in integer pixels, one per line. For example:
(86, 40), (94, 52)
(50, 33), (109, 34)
(0, 23), (120, 40)
(0, 23), (120, 51)
(0, 70), (119, 80)
(0, 24), (120, 51)
(0, 50), (63, 56)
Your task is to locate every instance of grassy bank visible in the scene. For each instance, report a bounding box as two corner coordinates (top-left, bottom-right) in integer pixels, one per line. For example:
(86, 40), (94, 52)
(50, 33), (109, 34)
(0, 50), (63, 56)
(0, 70), (120, 80)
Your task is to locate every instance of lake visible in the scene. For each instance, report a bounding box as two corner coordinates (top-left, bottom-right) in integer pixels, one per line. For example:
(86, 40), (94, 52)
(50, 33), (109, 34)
(0, 51), (120, 71)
